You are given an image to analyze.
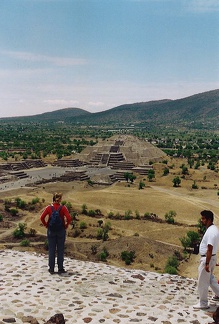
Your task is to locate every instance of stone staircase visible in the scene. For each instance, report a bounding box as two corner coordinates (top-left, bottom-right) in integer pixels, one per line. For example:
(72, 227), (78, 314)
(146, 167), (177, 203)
(53, 159), (85, 168)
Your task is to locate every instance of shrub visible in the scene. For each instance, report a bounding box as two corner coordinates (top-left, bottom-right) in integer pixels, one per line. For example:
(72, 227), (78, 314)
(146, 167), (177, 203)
(0, 214), (3, 222)
(164, 210), (176, 224)
(165, 255), (179, 271)
(72, 228), (81, 238)
(179, 236), (191, 250)
(79, 221), (87, 230)
(104, 222), (112, 231)
(88, 209), (96, 217)
(121, 250), (136, 265)
(172, 176), (181, 187)
(29, 228), (36, 236)
(91, 245), (97, 255)
(31, 197), (40, 204)
(65, 202), (72, 211)
(163, 167), (169, 176)
(164, 265), (178, 275)
(107, 211), (114, 218)
(124, 210), (132, 220)
(139, 180), (145, 190)
(192, 181), (198, 189)
(87, 179), (94, 186)
(13, 223), (26, 239)
(81, 204), (87, 215)
(97, 220), (103, 227)
(20, 239), (30, 247)
(135, 210), (140, 219)
(99, 247), (109, 262)
(15, 197), (26, 209)
(97, 228), (104, 240)
(10, 208), (18, 216)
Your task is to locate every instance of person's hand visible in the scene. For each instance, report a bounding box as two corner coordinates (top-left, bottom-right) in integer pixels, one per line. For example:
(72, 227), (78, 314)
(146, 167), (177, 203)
(205, 264), (210, 272)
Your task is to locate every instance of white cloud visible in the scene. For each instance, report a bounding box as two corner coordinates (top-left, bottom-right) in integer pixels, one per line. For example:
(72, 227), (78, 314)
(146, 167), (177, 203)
(88, 101), (105, 107)
(0, 50), (88, 67)
(43, 99), (79, 106)
(184, 0), (219, 12)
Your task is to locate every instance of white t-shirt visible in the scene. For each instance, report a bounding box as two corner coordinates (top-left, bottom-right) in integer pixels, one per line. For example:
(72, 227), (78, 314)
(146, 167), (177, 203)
(199, 224), (219, 256)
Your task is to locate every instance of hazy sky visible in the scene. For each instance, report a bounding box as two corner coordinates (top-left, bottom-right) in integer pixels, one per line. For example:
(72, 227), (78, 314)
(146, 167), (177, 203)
(1, 0), (219, 118)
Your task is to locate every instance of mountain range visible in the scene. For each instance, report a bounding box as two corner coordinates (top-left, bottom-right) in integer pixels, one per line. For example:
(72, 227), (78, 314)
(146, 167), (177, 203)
(1, 89), (219, 128)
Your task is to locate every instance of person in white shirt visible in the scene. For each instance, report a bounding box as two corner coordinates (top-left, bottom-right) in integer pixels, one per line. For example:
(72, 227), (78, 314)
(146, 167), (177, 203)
(193, 210), (219, 309)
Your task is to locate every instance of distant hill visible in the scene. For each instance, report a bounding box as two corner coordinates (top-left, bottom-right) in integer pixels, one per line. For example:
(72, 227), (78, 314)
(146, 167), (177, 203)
(69, 89), (219, 126)
(1, 89), (219, 128)
(0, 107), (90, 122)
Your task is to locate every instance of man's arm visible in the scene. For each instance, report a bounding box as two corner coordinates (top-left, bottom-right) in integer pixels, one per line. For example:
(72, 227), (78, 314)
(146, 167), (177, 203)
(205, 244), (213, 272)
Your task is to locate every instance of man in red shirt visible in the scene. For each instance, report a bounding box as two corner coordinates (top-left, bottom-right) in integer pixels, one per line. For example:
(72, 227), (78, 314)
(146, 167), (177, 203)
(40, 192), (72, 274)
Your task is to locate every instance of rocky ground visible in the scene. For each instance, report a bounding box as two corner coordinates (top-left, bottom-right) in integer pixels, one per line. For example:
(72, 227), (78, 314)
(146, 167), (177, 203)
(0, 249), (218, 324)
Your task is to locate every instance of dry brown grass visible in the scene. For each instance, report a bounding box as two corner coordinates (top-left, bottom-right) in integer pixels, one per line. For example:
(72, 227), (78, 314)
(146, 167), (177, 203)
(0, 157), (219, 278)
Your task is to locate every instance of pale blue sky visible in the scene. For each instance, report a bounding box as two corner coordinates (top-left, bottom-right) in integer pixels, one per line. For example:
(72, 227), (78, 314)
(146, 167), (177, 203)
(0, 0), (219, 117)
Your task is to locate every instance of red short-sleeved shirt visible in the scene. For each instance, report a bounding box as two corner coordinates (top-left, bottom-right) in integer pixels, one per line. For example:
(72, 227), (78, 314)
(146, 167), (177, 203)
(40, 202), (72, 229)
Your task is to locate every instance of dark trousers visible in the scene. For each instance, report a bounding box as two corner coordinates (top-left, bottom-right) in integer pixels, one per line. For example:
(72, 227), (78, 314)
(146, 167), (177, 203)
(47, 228), (66, 271)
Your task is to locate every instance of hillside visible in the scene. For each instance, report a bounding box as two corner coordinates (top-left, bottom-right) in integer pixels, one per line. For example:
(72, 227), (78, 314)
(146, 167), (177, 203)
(0, 89), (218, 128)
(0, 107), (90, 122)
(70, 89), (219, 126)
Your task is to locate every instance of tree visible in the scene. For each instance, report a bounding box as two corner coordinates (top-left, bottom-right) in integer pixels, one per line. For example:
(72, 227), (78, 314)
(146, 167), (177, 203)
(139, 180), (145, 190)
(129, 173), (136, 183)
(163, 167), (169, 176)
(165, 210), (177, 224)
(124, 172), (136, 183)
(181, 164), (189, 175)
(81, 204), (87, 215)
(172, 176), (181, 187)
(124, 172), (130, 182)
(13, 223), (27, 239)
(147, 169), (155, 182)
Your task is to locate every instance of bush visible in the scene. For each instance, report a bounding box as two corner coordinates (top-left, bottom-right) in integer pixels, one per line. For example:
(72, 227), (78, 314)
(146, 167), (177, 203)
(81, 204), (88, 215)
(15, 197), (27, 209)
(29, 228), (36, 236)
(97, 220), (103, 227)
(192, 181), (198, 189)
(91, 245), (97, 255)
(0, 214), (3, 222)
(79, 221), (87, 230)
(20, 239), (30, 247)
(172, 176), (181, 187)
(13, 223), (26, 238)
(97, 228), (103, 240)
(163, 167), (169, 176)
(121, 250), (136, 265)
(139, 180), (145, 190)
(166, 255), (179, 268)
(10, 208), (18, 216)
(31, 197), (40, 204)
(99, 247), (109, 262)
(165, 210), (176, 224)
(107, 211), (114, 218)
(164, 265), (178, 275)
(88, 209), (96, 217)
(164, 255), (179, 274)
(72, 228), (81, 238)
(135, 210), (140, 219)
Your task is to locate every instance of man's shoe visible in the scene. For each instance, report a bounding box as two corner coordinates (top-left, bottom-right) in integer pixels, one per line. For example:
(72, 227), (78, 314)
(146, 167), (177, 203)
(193, 303), (209, 309)
(58, 268), (67, 274)
(212, 295), (219, 301)
(48, 269), (55, 274)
